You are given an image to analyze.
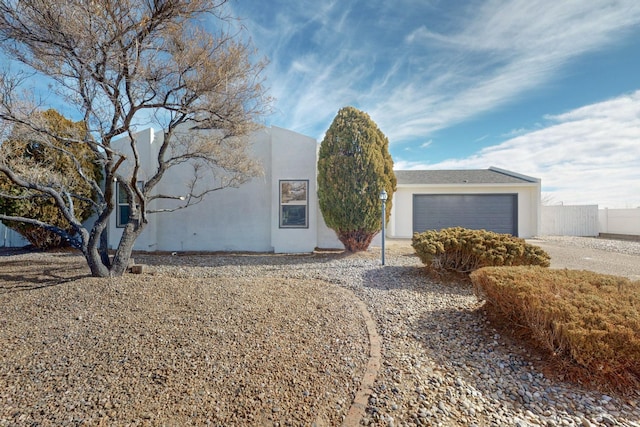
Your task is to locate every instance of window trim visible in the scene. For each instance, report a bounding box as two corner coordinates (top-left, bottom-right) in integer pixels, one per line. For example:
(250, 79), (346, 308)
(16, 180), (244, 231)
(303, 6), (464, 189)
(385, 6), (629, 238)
(279, 179), (309, 229)
(116, 181), (143, 228)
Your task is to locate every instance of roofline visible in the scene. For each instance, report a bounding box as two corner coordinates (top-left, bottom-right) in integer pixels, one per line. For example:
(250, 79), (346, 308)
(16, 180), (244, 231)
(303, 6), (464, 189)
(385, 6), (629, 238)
(489, 166), (540, 183)
(397, 182), (540, 188)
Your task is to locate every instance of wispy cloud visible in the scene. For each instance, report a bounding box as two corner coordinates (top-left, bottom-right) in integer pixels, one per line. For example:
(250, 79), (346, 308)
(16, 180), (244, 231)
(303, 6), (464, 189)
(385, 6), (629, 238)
(372, 0), (640, 142)
(420, 140), (433, 149)
(233, 0), (640, 143)
(230, 1), (640, 207)
(396, 91), (640, 208)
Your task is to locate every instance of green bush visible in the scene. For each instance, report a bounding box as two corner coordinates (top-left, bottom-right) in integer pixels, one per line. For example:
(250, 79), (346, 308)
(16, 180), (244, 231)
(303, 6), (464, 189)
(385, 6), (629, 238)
(411, 227), (550, 274)
(317, 106), (396, 252)
(471, 266), (640, 390)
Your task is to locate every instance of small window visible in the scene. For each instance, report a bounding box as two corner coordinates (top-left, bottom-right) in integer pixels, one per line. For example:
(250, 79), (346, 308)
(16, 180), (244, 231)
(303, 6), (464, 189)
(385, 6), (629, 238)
(116, 181), (143, 228)
(280, 180), (308, 228)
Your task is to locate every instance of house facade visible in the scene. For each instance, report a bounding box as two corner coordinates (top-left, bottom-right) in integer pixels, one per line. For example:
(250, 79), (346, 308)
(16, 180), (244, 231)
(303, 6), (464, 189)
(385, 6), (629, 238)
(107, 124), (541, 252)
(107, 126), (342, 253)
(1, 126), (543, 251)
(389, 168), (541, 239)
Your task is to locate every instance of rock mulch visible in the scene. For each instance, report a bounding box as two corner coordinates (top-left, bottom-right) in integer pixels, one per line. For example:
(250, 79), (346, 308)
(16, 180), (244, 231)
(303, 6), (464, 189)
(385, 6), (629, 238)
(0, 254), (368, 426)
(1, 236), (640, 426)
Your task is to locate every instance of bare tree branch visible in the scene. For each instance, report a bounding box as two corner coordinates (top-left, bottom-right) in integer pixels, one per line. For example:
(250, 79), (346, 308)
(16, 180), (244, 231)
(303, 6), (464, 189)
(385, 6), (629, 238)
(0, 0), (269, 276)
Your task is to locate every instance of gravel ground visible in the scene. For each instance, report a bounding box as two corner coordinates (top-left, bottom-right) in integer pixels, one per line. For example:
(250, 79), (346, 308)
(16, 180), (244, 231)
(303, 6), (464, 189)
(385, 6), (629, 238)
(1, 236), (639, 426)
(528, 236), (640, 280)
(0, 253), (368, 426)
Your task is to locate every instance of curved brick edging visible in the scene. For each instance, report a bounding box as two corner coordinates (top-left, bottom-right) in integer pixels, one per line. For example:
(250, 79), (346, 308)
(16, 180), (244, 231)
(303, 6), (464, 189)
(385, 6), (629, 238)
(342, 292), (382, 427)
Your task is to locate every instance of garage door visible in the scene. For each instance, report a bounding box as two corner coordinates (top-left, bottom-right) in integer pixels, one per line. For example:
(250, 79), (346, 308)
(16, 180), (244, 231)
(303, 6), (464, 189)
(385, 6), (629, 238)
(413, 194), (518, 235)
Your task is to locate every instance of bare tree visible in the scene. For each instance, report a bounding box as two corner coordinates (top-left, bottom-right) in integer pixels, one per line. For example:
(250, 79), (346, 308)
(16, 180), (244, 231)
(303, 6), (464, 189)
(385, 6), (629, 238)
(0, 0), (269, 277)
(541, 193), (560, 206)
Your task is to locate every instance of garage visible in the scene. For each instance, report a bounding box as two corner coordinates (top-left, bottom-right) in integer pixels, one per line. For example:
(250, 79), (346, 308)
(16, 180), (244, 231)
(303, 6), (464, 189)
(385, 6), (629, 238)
(413, 193), (518, 235)
(388, 167), (541, 239)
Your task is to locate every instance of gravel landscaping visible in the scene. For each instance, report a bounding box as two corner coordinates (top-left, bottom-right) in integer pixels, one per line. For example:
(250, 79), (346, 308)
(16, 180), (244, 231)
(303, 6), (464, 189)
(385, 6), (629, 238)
(1, 236), (639, 426)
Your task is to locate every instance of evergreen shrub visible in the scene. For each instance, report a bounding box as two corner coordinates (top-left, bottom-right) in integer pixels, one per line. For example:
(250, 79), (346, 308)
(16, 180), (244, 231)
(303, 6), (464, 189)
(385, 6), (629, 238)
(411, 227), (550, 274)
(317, 106), (396, 252)
(0, 109), (101, 249)
(471, 266), (640, 390)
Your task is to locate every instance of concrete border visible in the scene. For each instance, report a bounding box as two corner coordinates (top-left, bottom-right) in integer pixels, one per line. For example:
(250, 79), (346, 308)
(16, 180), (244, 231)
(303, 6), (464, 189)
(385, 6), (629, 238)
(342, 293), (382, 427)
(598, 233), (640, 242)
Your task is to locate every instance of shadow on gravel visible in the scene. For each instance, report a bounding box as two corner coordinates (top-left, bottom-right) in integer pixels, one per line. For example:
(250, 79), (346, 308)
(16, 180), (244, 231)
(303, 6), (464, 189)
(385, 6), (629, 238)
(0, 279), (74, 294)
(0, 246), (36, 257)
(361, 265), (473, 298)
(0, 250), (89, 294)
(0, 272), (87, 293)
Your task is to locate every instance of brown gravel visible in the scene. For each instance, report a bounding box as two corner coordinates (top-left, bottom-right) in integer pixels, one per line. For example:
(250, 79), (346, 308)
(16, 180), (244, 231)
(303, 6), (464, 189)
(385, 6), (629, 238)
(2, 237), (639, 427)
(0, 251), (368, 426)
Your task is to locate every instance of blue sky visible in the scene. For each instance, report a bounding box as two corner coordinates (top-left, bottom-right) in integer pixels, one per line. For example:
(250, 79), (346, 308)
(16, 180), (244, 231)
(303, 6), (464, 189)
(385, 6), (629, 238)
(230, 0), (640, 208)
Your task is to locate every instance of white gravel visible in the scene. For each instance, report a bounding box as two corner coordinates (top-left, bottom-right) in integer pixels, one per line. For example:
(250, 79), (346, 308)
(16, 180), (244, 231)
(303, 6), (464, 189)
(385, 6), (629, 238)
(534, 235), (640, 256)
(1, 235), (639, 426)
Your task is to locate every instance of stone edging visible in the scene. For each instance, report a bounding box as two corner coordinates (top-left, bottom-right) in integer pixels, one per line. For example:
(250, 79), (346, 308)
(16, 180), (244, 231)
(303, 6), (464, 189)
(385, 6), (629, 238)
(341, 291), (382, 427)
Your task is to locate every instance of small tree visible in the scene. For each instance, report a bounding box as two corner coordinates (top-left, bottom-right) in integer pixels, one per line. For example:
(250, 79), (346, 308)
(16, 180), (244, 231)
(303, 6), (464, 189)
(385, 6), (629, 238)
(317, 106), (396, 252)
(0, 0), (268, 277)
(0, 109), (101, 249)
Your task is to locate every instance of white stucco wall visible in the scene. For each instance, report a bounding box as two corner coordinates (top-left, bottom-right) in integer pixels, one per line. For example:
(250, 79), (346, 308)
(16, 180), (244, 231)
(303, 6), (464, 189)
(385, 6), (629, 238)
(389, 183), (541, 239)
(316, 208), (339, 249)
(107, 128), (158, 251)
(0, 223), (29, 247)
(108, 125), (337, 253)
(270, 126), (321, 253)
(153, 128), (273, 252)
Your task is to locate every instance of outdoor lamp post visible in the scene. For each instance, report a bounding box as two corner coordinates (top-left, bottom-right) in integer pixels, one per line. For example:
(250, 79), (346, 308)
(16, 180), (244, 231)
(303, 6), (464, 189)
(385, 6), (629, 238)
(379, 189), (388, 266)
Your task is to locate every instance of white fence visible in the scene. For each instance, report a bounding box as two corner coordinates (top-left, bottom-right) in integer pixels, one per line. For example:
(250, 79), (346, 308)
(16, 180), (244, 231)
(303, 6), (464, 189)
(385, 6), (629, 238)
(599, 208), (640, 236)
(541, 205), (640, 237)
(0, 223), (29, 247)
(541, 205), (599, 236)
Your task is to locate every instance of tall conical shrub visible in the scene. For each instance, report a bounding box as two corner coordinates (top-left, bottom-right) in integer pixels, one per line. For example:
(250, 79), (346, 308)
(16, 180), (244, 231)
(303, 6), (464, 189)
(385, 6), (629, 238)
(317, 106), (396, 252)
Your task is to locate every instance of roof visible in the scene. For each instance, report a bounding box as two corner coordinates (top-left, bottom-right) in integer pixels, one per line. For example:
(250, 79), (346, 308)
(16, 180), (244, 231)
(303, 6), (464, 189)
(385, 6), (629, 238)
(395, 167), (539, 185)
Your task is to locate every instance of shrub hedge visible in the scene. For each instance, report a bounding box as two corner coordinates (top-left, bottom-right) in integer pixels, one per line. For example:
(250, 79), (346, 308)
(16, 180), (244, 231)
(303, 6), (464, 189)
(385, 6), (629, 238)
(471, 266), (640, 390)
(411, 227), (550, 274)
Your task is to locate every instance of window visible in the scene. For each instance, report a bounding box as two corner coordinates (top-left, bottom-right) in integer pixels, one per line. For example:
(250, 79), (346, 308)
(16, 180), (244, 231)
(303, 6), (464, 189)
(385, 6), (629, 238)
(280, 180), (308, 228)
(116, 181), (143, 228)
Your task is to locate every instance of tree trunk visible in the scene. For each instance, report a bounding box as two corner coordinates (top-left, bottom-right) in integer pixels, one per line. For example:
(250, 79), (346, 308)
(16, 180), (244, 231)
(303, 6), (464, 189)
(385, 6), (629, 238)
(85, 247), (111, 277)
(337, 229), (376, 252)
(99, 227), (110, 267)
(82, 218), (144, 277)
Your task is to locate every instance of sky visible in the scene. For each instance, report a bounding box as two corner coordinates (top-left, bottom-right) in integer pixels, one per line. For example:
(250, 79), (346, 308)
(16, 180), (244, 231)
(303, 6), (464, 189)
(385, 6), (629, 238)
(229, 0), (640, 208)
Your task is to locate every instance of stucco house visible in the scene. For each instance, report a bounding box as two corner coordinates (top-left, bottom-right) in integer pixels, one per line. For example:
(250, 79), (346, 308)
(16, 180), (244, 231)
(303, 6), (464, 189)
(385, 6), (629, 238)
(107, 127), (541, 253)
(108, 125), (342, 253)
(1, 127), (541, 250)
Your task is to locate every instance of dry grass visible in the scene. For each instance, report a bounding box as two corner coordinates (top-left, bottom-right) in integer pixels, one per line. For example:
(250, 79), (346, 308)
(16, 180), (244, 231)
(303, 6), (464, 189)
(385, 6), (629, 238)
(471, 266), (640, 393)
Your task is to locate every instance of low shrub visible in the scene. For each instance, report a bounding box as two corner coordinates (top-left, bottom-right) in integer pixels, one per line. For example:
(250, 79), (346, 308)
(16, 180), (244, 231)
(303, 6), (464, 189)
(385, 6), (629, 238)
(411, 227), (550, 274)
(471, 266), (640, 390)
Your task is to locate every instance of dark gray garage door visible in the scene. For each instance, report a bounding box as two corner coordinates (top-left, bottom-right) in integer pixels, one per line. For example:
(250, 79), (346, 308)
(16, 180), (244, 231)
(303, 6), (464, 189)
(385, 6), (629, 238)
(413, 194), (518, 236)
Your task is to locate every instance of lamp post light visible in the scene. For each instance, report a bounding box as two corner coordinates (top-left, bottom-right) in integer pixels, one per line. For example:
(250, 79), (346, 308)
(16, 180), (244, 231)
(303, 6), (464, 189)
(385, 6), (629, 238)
(379, 189), (388, 266)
